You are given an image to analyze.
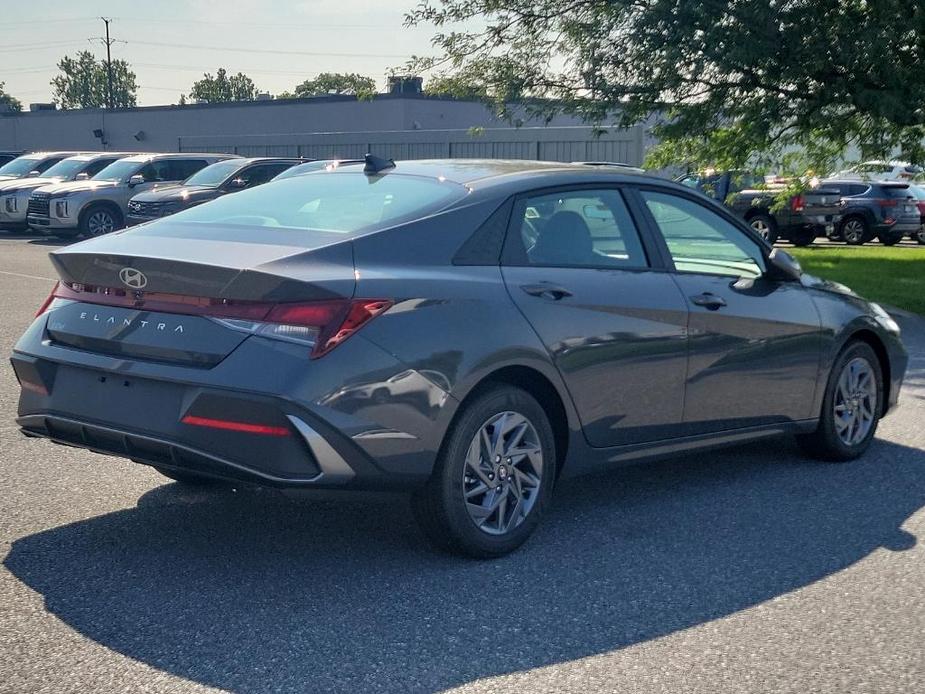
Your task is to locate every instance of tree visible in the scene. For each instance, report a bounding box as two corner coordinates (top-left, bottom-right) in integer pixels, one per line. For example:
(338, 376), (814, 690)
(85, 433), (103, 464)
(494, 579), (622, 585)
(0, 82), (22, 112)
(287, 72), (377, 99)
(424, 74), (488, 100)
(51, 51), (137, 109)
(406, 1), (925, 174)
(189, 68), (258, 103)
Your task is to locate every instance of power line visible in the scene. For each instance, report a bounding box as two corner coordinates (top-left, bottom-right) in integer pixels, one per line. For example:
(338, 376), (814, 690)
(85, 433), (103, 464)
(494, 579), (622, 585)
(113, 17), (385, 30)
(127, 39), (415, 60)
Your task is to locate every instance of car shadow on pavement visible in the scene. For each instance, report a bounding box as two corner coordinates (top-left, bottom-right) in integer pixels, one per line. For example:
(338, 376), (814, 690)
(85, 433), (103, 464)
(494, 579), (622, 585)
(5, 436), (925, 693)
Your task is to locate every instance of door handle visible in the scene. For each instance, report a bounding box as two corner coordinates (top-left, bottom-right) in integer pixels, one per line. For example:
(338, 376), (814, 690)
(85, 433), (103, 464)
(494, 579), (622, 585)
(690, 292), (727, 310)
(520, 283), (573, 301)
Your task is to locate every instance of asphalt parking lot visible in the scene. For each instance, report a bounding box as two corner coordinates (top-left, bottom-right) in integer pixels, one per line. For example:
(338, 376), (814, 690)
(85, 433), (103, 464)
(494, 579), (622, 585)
(0, 232), (923, 694)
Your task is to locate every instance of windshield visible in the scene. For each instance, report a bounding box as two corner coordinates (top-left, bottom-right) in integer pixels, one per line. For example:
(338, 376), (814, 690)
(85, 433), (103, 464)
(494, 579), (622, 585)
(0, 156), (43, 176)
(92, 159), (142, 182)
(149, 172), (467, 237)
(39, 158), (91, 180)
(183, 159), (246, 187)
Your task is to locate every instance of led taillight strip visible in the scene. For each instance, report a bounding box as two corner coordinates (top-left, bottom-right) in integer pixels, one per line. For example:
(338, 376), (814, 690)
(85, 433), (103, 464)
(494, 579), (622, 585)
(181, 415), (291, 437)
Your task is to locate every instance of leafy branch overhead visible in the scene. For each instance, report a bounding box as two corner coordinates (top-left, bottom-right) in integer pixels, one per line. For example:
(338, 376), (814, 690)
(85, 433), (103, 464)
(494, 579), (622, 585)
(405, 0), (925, 173)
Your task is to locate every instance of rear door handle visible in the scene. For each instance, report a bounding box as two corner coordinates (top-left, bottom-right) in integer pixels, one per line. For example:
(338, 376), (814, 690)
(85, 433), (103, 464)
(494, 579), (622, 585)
(520, 283), (573, 301)
(690, 292), (727, 310)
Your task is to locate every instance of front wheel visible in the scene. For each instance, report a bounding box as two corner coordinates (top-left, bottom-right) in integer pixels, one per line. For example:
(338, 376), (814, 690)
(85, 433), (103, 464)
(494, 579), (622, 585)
(797, 341), (882, 461)
(914, 226), (925, 245)
(748, 214), (778, 244)
(79, 205), (122, 238)
(412, 385), (556, 558)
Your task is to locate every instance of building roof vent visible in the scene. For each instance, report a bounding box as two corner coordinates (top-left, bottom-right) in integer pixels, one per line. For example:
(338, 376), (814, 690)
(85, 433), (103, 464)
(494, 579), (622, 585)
(29, 103), (57, 112)
(388, 76), (423, 95)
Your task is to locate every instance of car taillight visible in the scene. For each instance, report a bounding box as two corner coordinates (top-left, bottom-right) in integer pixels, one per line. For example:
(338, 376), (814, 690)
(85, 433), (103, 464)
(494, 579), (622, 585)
(48, 283), (392, 358)
(790, 195), (805, 212)
(34, 282), (59, 317)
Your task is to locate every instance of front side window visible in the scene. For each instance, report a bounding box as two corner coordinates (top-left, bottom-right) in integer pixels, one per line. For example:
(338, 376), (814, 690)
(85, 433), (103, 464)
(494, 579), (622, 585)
(641, 190), (766, 279)
(510, 188), (648, 269)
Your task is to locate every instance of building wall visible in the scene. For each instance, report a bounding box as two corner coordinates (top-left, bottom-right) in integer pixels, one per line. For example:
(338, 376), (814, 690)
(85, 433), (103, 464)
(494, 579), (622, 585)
(0, 95), (588, 155)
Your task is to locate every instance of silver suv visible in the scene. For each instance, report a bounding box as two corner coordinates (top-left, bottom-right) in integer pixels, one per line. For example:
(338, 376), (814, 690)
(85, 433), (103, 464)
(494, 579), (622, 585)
(0, 153), (133, 230)
(27, 153), (234, 238)
(0, 152), (78, 184)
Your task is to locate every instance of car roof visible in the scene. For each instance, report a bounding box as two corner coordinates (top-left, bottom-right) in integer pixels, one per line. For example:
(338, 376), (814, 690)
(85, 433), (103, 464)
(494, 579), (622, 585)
(115, 152), (237, 163)
(59, 152), (138, 162)
(230, 157), (304, 166)
(331, 159), (656, 188)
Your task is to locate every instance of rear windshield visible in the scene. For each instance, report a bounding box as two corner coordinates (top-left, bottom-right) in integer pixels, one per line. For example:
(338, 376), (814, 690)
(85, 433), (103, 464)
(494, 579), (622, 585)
(0, 156), (43, 176)
(158, 172), (468, 234)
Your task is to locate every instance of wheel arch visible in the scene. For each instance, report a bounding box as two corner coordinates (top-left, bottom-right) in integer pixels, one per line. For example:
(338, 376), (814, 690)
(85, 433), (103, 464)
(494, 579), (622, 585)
(454, 365), (572, 477)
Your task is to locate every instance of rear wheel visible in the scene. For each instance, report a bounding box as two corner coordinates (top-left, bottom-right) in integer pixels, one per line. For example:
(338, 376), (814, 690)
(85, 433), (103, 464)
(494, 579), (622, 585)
(153, 466), (222, 486)
(789, 228), (817, 247)
(841, 216), (869, 245)
(411, 385), (556, 558)
(748, 213), (778, 244)
(797, 341), (882, 461)
(914, 226), (925, 245)
(878, 231), (903, 246)
(79, 205), (122, 238)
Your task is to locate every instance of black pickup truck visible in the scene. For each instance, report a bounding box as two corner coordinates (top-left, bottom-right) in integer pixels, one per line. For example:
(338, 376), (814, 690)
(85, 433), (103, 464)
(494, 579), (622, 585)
(678, 171), (842, 245)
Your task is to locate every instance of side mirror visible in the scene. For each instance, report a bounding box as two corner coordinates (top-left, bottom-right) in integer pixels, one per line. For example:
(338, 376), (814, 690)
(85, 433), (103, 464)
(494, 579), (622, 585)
(25, 169), (41, 178)
(75, 172), (90, 181)
(768, 248), (803, 281)
(226, 177), (247, 190)
(127, 174), (145, 187)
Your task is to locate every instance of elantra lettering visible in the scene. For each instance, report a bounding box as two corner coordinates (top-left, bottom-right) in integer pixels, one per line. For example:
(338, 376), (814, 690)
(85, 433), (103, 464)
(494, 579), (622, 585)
(78, 312), (184, 333)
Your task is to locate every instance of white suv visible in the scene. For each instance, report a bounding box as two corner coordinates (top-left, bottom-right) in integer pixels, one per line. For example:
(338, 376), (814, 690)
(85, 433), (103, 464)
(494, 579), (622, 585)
(27, 153), (234, 238)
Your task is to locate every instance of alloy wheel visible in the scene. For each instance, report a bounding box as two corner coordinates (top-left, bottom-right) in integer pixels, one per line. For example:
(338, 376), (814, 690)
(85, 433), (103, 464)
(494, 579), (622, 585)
(916, 226), (925, 244)
(87, 210), (115, 236)
(750, 218), (771, 241)
(833, 357), (877, 446)
(842, 219), (866, 244)
(463, 411), (543, 536)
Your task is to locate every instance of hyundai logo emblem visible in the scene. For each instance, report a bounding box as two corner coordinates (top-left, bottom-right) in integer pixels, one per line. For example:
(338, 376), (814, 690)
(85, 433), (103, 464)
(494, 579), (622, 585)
(119, 267), (148, 289)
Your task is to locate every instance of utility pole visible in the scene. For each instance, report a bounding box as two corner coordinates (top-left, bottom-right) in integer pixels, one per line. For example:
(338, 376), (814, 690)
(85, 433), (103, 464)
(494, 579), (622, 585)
(101, 17), (114, 110)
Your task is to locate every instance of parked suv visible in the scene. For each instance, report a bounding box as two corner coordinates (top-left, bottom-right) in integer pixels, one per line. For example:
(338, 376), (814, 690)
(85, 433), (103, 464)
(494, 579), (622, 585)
(0, 153), (132, 230)
(0, 152), (76, 183)
(27, 153), (233, 238)
(0, 151), (25, 167)
(820, 180), (920, 245)
(126, 157), (301, 225)
(677, 171), (841, 245)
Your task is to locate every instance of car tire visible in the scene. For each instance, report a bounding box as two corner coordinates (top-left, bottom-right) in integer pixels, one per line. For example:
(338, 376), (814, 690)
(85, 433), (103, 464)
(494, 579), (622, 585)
(411, 384), (556, 558)
(878, 231), (903, 246)
(913, 226), (925, 245)
(840, 216), (870, 245)
(789, 229), (816, 247)
(79, 204), (123, 238)
(152, 466), (222, 486)
(797, 341), (883, 462)
(748, 213), (778, 244)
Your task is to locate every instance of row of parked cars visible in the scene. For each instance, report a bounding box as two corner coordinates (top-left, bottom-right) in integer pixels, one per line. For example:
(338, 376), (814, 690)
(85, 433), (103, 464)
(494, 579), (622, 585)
(0, 151), (341, 238)
(679, 163), (925, 246)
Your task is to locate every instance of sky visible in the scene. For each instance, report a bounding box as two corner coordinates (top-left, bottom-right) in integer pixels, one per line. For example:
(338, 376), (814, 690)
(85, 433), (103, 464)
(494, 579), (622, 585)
(1, 0), (442, 107)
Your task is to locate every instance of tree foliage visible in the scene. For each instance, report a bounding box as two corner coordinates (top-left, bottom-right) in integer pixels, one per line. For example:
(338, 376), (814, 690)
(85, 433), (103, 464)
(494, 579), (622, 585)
(189, 68), (258, 103)
(284, 72), (377, 99)
(0, 82), (22, 112)
(424, 74), (488, 100)
(406, 0), (925, 174)
(51, 51), (137, 109)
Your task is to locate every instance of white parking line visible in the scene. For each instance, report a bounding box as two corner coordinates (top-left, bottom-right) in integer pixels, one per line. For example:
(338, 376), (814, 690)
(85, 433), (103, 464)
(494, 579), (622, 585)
(0, 269), (56, 282)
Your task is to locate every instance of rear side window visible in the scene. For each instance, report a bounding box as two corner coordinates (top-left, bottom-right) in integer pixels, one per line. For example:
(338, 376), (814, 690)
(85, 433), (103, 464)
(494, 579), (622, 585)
(167, 159), (209, 180)
(876, 185), (913, 199)
(151, 172), (467, 235)
(508, 188), (648, 269)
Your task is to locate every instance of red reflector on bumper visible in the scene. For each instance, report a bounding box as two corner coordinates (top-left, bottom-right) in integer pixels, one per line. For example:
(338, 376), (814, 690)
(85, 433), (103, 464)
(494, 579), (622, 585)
(180, 415), (291, 437)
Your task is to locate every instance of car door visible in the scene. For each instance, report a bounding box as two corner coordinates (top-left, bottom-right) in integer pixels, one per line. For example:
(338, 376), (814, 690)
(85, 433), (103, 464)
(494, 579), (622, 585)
(635, 188), (823, 434)
(501, 186), (690, 447)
